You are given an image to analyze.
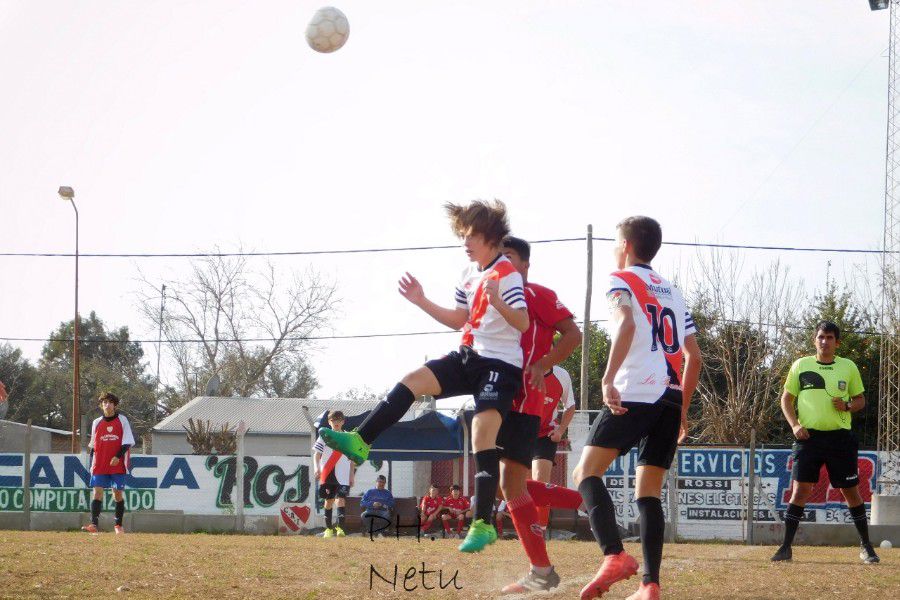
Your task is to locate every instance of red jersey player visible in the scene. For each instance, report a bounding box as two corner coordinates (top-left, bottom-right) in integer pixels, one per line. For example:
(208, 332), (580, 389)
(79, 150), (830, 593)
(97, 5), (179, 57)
(419, 484), (443, 534)
(81, 392), (135, 535)
(533, 365), (576, 484)
(493, 236), (582, 594)
(441, 485), (472, 538)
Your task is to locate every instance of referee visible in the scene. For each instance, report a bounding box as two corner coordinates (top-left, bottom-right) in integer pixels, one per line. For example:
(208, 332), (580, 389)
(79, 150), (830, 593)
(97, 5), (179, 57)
(771, 321), (879, 564)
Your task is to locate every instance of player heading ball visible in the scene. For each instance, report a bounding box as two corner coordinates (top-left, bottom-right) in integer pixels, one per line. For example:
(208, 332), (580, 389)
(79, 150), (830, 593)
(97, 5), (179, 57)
(319, 199), (529, 554)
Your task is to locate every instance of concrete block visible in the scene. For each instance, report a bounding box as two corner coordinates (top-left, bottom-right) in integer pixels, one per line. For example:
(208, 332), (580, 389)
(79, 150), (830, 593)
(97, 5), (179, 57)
(0, 512), (27, 530)
(243, 515), (277, 535)
(130, 511), (185, 534)
(183, 514), (236, 533)
(872, 494), (900, 525)
(752, 522), (900, 546)
(29, 512), (81, 531)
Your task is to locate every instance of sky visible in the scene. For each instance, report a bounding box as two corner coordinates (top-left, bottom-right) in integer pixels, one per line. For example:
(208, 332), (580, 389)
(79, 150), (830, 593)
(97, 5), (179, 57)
(0, 1), (891, 399)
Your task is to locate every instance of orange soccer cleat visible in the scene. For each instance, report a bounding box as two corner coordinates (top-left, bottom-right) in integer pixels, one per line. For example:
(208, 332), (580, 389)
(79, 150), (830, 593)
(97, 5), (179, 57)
(114, 525), (125, 535)
(579, 551), (640, 599)
(625, 582), (661, 600)
(81, 523), (99, 534)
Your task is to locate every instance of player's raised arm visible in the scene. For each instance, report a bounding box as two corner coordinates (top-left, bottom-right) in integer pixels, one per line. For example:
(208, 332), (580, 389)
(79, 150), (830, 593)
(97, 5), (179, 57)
(398, 272), (469, 330)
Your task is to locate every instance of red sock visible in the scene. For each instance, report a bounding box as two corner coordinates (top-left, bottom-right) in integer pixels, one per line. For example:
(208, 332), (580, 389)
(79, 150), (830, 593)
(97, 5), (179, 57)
(457, 519), (464, 534)
(496, 517), (504, 536)
(526, 480), (583, 510)
(508, 493), (551, 568)
(443, 519), (452, 534)
(537, 506), (550, 527)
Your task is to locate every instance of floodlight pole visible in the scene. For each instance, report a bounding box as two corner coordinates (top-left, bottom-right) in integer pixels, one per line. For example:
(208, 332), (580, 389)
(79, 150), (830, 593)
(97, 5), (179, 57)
(58, 186), (80, 453)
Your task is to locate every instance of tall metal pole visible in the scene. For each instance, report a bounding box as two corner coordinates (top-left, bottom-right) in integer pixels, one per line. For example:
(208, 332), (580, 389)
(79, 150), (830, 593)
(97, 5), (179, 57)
(71, 198), (80, 453)
(154, 284), (166, 426)
(878, 0), (900, 498)
(580, 224), (593, 411)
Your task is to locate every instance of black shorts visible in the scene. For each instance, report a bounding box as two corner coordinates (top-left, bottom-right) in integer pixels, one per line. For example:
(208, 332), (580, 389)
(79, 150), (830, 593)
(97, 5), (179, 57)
(496, 412), (540, 468)
(425, 348), (523, 416)
(791, 429), (859, 488)
(586, 389), (682, 470)
(532, 436), (558, 462)
(318, 483), (350, 500)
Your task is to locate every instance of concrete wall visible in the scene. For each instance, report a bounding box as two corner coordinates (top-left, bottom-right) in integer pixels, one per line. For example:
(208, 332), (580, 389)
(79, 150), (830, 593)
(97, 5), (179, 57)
(152, 431), (311, 456)
(751, 522), (900, 546)
(0, 510), (281, 535)
(0, 422), (52, 453)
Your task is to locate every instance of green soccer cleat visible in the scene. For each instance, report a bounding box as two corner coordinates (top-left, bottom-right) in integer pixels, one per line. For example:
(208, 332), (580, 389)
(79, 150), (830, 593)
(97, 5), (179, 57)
(319, 428), (370, 466)
(458, 519), (497, 553)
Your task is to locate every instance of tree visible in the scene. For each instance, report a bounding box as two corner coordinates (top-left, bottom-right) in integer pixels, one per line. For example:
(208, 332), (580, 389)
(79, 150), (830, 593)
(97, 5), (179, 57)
(35, 312), (158, 439)
(559, 321), (611, 411)
(139, 254), (337, 411)
(687, 253), (805, 444)
(0, 344), (37, 422)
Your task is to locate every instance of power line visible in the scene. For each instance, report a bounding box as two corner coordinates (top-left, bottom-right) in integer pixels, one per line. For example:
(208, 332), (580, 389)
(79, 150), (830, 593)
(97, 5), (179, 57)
(0, 317), (882, 345)
(0, 236), (891, 259)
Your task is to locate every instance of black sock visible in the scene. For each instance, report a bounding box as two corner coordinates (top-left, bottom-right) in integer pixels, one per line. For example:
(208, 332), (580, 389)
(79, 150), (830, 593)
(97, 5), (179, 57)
(337, 506), (346, 527)
(356, 383), (415, 444)
(781, 503), (805, 548)
(114, 500), (125, 526)
(91, 499), (102, 526)
(637, 497), (664, 585)
(473, 449), (500, 522)
(325, 508), (333, 529)
(849, 504), (871, 546)
(578, 476), (623, 555)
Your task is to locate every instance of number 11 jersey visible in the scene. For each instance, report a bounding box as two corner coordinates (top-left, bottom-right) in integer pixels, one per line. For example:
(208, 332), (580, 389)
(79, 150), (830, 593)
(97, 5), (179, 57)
(607, 264), (696, 405)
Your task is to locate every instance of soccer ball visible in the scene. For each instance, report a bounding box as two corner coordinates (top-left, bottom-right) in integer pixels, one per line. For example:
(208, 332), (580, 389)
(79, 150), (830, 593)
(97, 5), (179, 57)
(305, 7), (350, 53)
(880, 539), (893, 549)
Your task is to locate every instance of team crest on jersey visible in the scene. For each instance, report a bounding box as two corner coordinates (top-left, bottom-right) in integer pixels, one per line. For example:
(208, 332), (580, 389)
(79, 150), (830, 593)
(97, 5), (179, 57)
(838, 381), (847, 391)
(106, 426), (113, 432)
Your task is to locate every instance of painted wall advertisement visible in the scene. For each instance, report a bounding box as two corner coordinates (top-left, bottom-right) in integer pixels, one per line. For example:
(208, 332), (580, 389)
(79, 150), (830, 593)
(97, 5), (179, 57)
(602, 447), (879, 541)
(0, 448), (882, 541)
(0, 454), (311, 515)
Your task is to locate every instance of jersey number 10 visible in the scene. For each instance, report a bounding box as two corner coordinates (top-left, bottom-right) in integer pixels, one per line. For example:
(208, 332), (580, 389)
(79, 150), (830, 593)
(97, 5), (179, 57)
(646, 305), (680, 354)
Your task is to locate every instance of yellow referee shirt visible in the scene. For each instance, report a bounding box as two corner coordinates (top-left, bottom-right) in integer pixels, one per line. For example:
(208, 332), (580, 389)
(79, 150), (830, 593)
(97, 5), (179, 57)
(784, 355), (864, 431)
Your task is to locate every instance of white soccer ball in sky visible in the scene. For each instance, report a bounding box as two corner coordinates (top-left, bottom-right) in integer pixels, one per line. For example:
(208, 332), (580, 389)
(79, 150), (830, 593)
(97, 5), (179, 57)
(306, 7), (350, 54)
(880, 539), (893, 549)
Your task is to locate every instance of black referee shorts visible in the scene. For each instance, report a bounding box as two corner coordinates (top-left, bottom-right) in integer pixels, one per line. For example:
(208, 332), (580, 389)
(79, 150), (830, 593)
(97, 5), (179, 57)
(791, 429), (859, 489)
(586, 389), (683, 470)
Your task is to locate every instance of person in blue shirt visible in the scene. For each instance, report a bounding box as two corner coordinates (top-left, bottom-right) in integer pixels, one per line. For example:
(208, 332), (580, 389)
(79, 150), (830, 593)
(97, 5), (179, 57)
(361, 475), (395, 536)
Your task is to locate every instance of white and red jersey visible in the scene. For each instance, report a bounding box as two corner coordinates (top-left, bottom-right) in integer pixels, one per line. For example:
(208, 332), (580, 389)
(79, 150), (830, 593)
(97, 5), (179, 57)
(607, 265), (696, 404)
(512, 282), (574, 415)
(455, 254), (527, 367)
(421, 495), (443, 516)
(538, 365), (575, 437)
(89, 413), (135, 475)
(443, 495), (470, 513)
(314, 435), (352, 485)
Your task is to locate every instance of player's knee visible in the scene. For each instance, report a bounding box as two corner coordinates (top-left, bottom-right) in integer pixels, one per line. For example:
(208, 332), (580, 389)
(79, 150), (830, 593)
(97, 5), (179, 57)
(790, 483), (813, 504)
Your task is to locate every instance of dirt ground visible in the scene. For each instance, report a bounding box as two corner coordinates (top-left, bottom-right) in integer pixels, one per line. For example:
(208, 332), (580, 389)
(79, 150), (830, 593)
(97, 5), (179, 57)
(0, 531), (897, 599)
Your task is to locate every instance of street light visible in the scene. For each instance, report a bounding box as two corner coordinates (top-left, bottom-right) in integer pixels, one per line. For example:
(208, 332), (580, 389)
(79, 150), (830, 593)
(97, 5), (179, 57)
(57, 185), (80, 453)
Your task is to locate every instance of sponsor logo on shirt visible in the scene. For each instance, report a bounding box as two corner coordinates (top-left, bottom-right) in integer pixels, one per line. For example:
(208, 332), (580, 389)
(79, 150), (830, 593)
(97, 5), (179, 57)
(649, 273), (662, 284)
(838, 381), (847, 391)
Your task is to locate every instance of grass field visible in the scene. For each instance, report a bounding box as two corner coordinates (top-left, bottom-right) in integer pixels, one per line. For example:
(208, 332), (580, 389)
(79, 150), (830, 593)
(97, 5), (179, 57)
(0, 531), (897, 599)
